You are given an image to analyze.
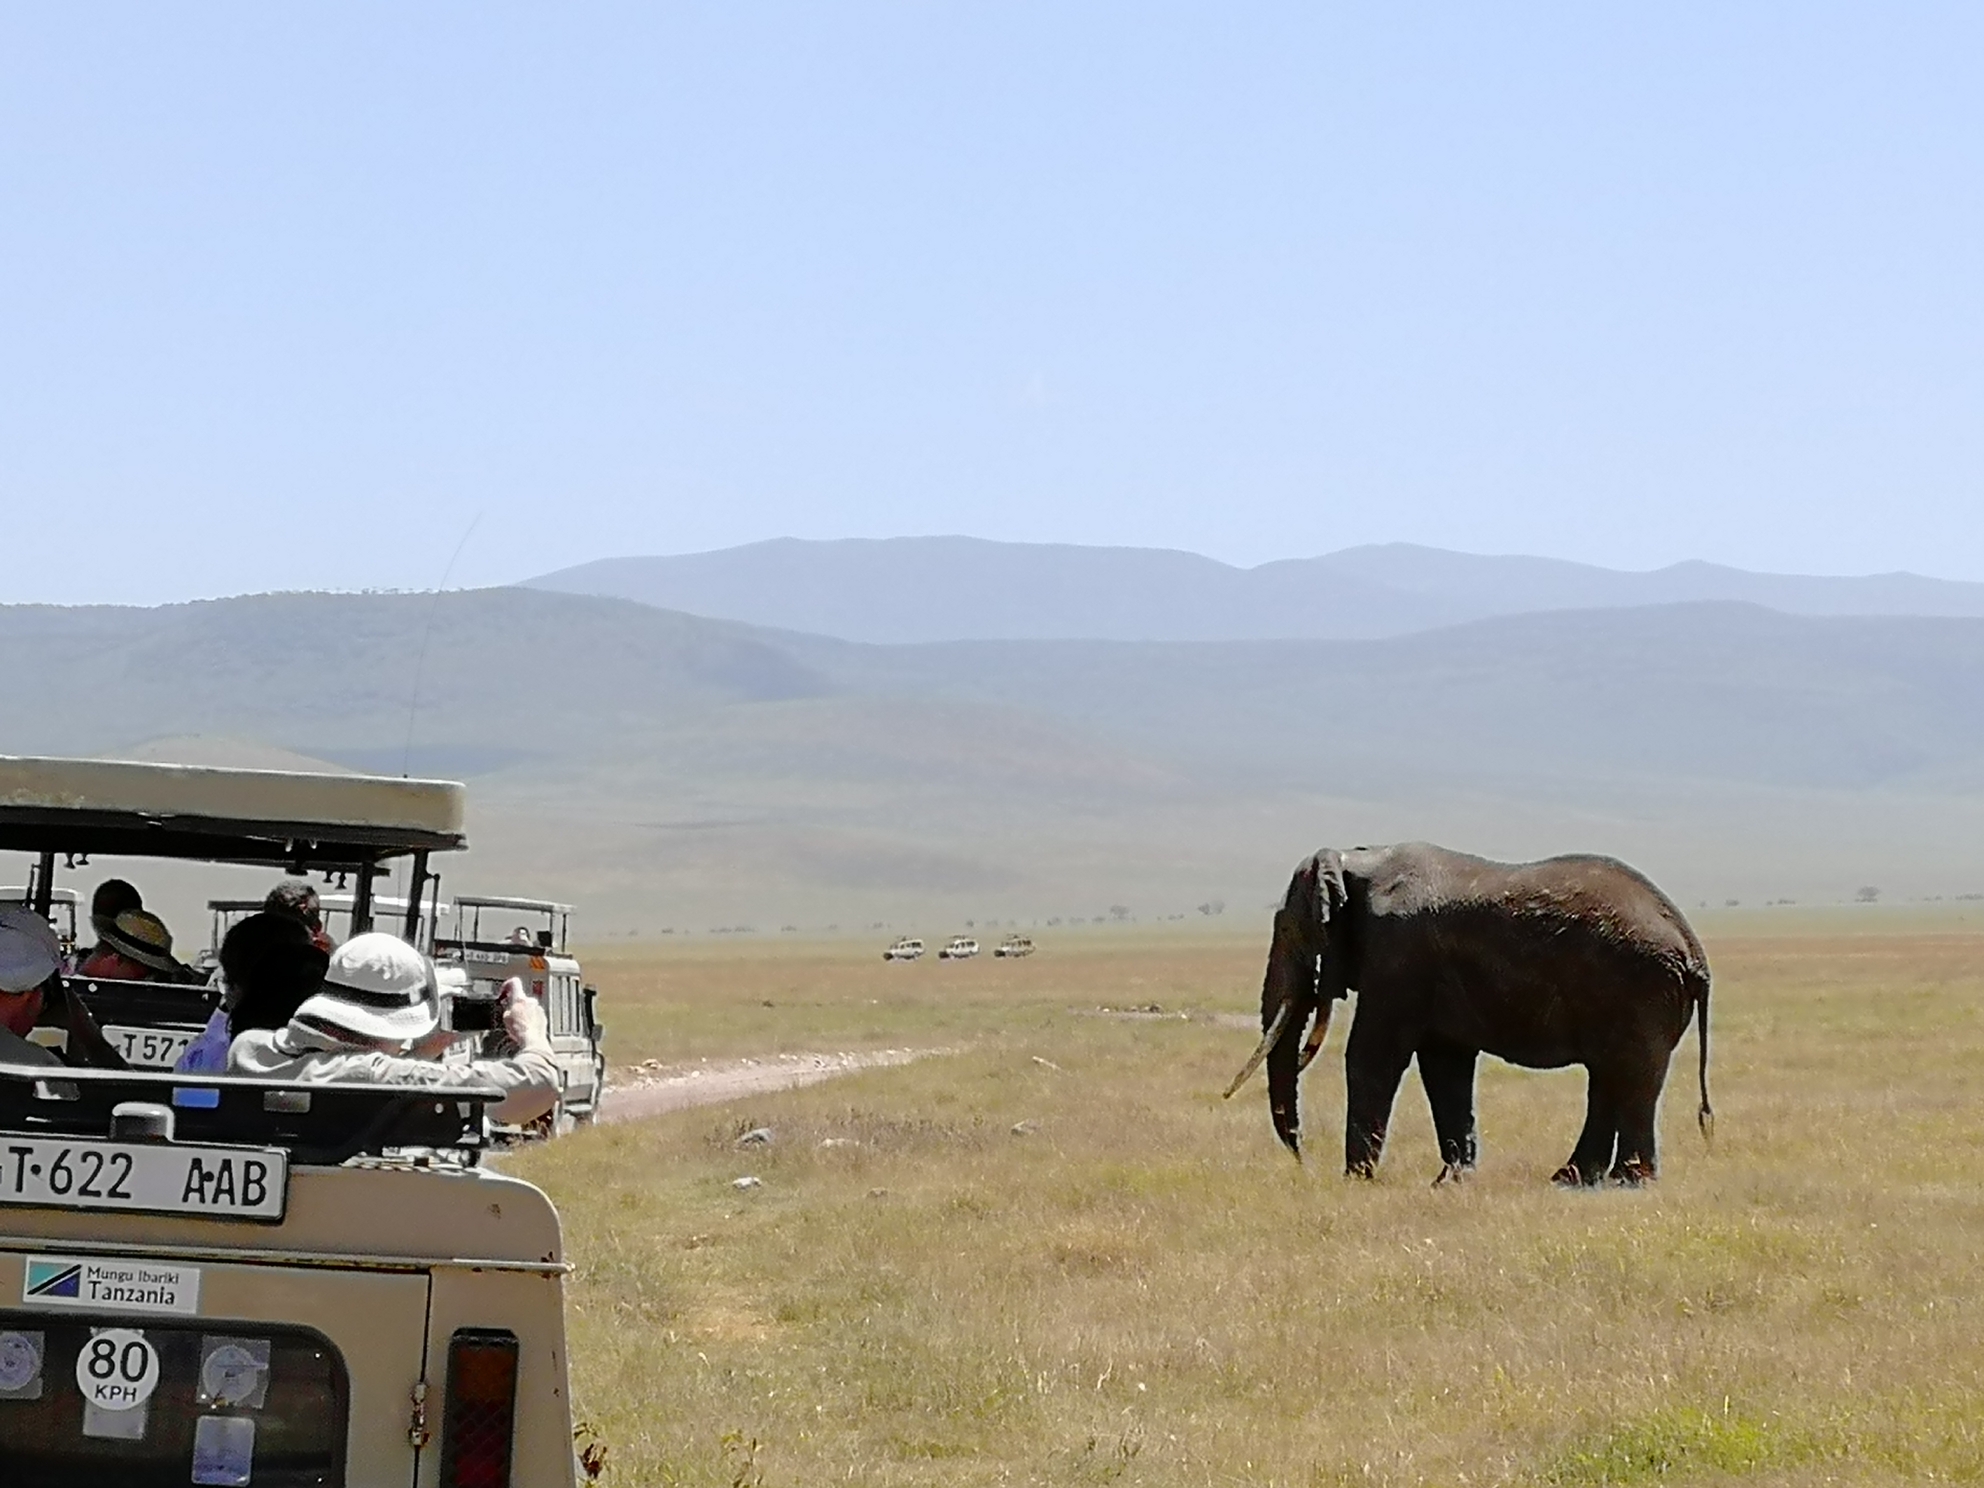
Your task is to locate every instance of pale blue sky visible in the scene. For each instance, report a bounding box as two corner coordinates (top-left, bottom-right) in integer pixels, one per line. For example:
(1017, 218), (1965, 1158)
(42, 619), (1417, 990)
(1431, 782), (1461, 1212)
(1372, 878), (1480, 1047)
(4, 4), (1980, 605)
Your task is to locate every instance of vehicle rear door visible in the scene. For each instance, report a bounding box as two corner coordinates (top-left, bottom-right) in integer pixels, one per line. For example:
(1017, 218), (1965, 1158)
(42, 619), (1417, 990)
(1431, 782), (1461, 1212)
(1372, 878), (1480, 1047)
(0, 1248), (430, 1487)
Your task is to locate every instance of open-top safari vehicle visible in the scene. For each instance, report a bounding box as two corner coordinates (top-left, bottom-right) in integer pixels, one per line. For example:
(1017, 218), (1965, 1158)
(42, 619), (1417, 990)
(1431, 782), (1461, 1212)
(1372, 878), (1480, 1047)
(430, 898), (603, 1132)
(0, 755), (579, 1485)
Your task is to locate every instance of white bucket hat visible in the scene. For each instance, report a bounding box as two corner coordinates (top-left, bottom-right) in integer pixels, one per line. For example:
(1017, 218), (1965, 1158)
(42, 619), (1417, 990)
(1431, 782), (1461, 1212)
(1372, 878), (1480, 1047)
(288, 932), (440, 1050)
(0, 905), (62, 994)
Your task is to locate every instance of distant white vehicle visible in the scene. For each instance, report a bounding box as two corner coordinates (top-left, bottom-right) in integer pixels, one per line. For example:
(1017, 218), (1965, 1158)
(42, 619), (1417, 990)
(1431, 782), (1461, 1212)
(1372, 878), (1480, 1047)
(994, 935), (1035, 958)
(939, 936), (980, 960)
(883, 937), (925, 961)
(1, 886), (78, 956)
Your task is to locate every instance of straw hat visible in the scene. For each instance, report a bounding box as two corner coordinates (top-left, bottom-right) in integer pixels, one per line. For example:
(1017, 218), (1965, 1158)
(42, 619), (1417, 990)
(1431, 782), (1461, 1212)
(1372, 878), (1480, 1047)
(98, 909), (180, 974)
(0, 905), (62, 994)
(288, 932), (440, 1050)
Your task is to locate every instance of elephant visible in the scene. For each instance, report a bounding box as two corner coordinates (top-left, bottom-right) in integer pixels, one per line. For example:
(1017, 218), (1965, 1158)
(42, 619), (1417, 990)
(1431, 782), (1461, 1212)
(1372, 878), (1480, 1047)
(1225, 843), (1711, 1185)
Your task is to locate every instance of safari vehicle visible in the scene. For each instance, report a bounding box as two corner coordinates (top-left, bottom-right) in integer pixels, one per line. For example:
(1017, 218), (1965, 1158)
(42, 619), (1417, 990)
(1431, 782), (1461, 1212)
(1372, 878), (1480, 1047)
(938, 936), (979, 960)
(430, 897), (603, 1131)
(993, 935), (1034, 959)
(0, 755), (578, 1485)
(4, 886), (80, 958)
(881, 937), (924, 962)
(0, 1068), (577, 1487)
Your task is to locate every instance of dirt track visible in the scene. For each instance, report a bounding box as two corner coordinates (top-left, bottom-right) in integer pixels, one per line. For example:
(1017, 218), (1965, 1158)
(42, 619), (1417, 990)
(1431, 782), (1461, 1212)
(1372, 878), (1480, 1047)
(597, 1048), (941, 1124)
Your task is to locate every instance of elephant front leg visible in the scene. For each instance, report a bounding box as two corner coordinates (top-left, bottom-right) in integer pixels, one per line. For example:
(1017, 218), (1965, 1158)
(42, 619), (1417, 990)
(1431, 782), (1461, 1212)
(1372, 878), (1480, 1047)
(1418, 1040), (1480, 1183)
(1343, 1028), (1412, 1178)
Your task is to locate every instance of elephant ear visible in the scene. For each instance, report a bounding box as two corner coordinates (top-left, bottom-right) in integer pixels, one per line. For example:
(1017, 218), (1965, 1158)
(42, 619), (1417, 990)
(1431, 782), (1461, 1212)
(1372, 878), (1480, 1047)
(1313, 849), (1353, 1003)
(1312, 849), (1346, 925)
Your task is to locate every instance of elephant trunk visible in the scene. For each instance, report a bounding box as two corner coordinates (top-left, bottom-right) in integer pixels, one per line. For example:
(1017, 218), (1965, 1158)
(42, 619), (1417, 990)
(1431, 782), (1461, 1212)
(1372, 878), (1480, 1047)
(1260, 907), (1318, 1158)
(1266, 997), (1306, 1157)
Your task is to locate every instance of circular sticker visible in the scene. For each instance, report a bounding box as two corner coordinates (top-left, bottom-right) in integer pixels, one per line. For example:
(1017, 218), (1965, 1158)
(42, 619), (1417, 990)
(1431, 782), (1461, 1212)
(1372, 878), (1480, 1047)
(75, 1329), (159, 1411)
(201, 1343), (262, 1405)
(0, 1331), (39, 1392)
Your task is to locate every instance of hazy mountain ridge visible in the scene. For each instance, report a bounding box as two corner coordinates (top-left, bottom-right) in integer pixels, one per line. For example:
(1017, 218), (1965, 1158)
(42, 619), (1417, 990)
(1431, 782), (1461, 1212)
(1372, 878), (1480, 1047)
(526, 537), (1984, 644)
(5, 586), (1983, 924)
(11, 589), (1984, 794)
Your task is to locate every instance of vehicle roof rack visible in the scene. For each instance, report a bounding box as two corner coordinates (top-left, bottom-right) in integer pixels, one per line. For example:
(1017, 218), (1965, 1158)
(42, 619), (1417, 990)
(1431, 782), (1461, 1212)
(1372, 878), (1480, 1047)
(0, 1067), (496, 1167)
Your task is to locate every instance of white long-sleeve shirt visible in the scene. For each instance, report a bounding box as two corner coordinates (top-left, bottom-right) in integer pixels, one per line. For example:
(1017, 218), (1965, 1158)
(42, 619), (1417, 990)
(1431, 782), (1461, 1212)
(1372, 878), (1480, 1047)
(227, 1026), (559, 1125)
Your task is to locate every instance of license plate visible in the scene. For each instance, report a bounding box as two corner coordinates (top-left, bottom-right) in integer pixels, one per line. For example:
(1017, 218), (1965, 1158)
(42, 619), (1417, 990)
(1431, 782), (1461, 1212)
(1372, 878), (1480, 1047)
(0, 1137), (287, 1221)
(102, 1026), (199, 1070)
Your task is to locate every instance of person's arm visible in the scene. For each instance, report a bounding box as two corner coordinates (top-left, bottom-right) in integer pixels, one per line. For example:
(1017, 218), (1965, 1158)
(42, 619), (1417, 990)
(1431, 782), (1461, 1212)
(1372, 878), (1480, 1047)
(467, 979), (558, 1123)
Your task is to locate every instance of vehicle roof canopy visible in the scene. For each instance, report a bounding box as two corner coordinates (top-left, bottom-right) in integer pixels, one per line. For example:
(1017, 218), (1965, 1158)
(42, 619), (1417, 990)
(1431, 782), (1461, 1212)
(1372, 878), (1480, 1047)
(0, 756), (466, 867)
(453, 893), (572, 914)
(207, 894), (449, 915)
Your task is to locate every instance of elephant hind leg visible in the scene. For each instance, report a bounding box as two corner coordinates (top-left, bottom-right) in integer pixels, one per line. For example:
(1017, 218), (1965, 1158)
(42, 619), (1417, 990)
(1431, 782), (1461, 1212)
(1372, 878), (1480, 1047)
(1609, 1058), (1671, 1185)
(1552, 1067), (1618, 1187)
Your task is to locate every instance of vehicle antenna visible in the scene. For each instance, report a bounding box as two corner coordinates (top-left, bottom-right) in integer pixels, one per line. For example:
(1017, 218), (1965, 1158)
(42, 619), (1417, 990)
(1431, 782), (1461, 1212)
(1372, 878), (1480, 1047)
(401, 513), (481, 778)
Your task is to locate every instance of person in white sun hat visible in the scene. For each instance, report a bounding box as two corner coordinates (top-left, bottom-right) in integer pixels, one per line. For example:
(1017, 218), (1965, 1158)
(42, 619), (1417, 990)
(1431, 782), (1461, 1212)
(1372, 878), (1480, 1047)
(0, 904), (65, 1068)
(227, 931), (558, 1125)
(0, 905), (132, 1072)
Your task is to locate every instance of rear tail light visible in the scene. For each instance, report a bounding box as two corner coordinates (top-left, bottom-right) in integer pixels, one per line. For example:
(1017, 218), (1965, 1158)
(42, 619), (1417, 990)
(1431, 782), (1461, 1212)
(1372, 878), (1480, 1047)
(439, 1329), (519, 1488)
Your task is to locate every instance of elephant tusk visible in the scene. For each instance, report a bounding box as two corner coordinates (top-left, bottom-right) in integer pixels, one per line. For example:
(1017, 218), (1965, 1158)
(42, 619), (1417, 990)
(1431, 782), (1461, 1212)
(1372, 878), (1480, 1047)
(1223, 1001), (1293, 1099)
(1295, 999), (1333, 1074)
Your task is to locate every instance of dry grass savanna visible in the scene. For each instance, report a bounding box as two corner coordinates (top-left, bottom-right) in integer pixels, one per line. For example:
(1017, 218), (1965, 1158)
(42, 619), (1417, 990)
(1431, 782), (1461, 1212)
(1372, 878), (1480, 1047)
(508, 916), (1984, 1486)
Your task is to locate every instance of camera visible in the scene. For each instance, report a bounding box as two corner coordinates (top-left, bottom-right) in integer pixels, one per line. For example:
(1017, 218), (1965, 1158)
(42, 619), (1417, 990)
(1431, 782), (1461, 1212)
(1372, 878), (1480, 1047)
(449, 997), (500, 1033)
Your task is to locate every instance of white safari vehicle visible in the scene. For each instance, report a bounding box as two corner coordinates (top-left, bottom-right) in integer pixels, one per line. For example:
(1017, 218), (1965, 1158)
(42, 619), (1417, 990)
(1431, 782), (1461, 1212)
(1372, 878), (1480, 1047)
(431, 898), (603, 1131)
(881, 938), (924, 962)
(3, 887), (79, 958)
(937, 937), (979, 960)
(0, 756), (579, 1486)
(993, 935), (1034, 959)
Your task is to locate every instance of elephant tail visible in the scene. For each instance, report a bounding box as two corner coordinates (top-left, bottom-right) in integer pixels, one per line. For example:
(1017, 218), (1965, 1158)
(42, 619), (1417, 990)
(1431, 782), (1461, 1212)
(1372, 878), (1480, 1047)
(1692, 971), (1714, 1144)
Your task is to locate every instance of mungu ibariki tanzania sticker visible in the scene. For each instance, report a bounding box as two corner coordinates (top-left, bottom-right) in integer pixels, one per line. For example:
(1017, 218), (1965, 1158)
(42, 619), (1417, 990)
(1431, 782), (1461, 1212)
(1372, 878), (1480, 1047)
(22, 1257), (200, 1315)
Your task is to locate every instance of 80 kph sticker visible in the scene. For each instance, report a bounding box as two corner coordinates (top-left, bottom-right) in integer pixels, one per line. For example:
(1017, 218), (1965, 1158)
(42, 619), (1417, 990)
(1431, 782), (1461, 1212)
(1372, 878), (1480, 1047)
(76, 1329), (160, 1410)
